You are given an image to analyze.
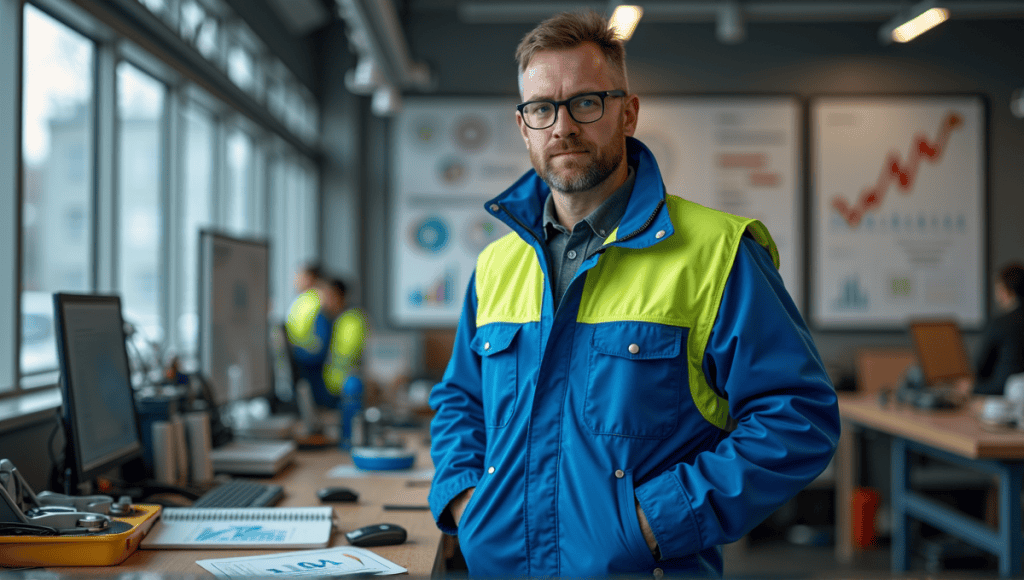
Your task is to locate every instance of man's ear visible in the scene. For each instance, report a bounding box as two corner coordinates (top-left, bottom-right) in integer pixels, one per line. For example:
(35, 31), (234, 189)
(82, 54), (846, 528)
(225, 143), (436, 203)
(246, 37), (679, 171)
(622, 93), (640, 137)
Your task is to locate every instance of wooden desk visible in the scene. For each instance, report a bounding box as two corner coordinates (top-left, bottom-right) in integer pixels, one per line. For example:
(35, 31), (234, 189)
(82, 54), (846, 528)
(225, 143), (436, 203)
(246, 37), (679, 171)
(44, 437), (443, 577)
(836, 393), (1024, 576)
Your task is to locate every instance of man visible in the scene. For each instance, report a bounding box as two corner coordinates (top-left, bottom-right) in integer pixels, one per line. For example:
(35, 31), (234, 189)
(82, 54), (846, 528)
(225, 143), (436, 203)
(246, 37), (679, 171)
(286, 263), (334, 407)
(428, 10), (840, 577)
(966, 263), (1024, 395)
(322, 277), (368, 402)
(286, 262), (325, 356)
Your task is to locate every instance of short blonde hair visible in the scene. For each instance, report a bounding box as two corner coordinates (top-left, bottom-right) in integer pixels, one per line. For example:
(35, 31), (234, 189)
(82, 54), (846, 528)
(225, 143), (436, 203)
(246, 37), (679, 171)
(515, 10), (629, 94)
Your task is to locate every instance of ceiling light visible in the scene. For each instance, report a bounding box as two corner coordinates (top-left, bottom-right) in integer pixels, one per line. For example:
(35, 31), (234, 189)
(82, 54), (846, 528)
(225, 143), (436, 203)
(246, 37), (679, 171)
(609, 5), (643, 41)
(880, 1), (950, 44)
(1011, 88), (1024, 119)
(717, 0), (745, 44)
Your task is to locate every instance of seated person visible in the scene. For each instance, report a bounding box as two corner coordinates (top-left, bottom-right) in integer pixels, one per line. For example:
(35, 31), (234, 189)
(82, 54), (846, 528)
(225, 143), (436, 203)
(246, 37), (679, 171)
(968, 262), (1024, 395)
(322, 278), (368, 405)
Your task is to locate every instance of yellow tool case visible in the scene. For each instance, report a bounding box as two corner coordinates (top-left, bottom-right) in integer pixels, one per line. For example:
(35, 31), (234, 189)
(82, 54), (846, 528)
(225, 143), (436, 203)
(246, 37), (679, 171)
(1, 503), (161, 567)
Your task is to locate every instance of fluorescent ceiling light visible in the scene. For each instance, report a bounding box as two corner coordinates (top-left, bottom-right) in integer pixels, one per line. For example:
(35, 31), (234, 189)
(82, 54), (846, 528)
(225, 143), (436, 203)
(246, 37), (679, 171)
(609, 5), (643, 41)
(882, 2), (950, 43)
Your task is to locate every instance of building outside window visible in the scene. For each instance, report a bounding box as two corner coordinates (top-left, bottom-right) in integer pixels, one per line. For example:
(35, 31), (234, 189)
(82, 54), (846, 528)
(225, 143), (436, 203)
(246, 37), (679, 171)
(19, 4), (95, 381)
(178, 102), (215, 360)
(116, 61), (166, 345)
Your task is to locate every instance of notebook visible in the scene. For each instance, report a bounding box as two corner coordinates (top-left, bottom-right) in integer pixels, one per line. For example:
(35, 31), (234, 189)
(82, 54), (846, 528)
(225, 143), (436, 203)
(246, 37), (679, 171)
(140, 507), (333, 549)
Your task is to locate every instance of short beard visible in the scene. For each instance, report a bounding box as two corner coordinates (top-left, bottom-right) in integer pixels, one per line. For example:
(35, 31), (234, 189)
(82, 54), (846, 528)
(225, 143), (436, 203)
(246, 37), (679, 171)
(536, 139), (623, 194)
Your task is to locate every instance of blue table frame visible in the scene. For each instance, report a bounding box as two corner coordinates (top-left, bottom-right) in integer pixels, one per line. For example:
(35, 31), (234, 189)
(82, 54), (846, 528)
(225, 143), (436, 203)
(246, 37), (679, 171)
(891, 438), (1024, 576)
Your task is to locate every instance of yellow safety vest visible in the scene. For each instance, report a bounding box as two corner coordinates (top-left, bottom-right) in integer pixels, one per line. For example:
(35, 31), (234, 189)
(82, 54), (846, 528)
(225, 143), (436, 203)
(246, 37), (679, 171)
(474, 195), (778, 429)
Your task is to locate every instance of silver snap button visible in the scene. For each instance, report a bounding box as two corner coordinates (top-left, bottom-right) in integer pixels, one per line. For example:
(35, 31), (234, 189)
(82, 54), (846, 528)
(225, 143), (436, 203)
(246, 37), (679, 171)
(490, 204), (500, 212)
(653, 568), (664, 578)
(567, 250), (577, 259)
(614, 469), (625, 479)
(628, 343), (640, 354)
(488, 466), (495, 474)
(484, 342), (491, 350)
(655, 230), (666, 239)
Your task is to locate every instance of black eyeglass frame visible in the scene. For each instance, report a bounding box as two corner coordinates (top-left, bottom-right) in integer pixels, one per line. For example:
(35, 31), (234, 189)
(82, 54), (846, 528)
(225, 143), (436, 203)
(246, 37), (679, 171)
(516, 90), (628, 130)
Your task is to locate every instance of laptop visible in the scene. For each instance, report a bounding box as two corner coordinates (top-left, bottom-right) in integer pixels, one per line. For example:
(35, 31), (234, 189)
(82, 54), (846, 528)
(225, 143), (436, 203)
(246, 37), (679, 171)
(906, 319), (973, 408)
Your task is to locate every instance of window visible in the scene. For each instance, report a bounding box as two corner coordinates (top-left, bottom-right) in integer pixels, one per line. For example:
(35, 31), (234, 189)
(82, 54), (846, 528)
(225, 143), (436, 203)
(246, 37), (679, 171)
(177, 102), (215, 359)
(116, 61), (166, 344)
(181, 0), (221, 61)
(138, 0), (178, 29)
(225, 126), (253, 233)
(227, 43), (253, 91)
(19, 4), (95, 380)
(269, 152), (318, 319)
(227, 23), (258, 93)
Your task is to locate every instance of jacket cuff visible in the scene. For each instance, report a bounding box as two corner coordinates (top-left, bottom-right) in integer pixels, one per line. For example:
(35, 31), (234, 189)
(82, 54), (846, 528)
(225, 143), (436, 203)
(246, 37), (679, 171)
(635, 472), (702, 559)
(429, 473), (480, 535)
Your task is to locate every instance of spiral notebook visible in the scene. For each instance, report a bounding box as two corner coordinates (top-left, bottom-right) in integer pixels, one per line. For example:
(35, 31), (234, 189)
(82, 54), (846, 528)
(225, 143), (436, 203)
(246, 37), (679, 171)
(140, 507), (334, 549)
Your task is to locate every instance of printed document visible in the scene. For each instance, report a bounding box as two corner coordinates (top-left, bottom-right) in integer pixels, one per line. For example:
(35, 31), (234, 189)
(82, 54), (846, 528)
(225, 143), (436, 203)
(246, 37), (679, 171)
(196, 547), (408, 577)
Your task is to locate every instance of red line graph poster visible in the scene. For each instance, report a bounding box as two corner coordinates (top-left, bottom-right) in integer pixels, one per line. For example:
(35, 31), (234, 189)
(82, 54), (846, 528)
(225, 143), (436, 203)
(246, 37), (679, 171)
(811, 97), (985, 329)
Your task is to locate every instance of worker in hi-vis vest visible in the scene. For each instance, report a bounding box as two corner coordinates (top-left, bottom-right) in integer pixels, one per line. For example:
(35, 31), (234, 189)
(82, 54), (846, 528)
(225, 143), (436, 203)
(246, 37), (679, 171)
(286, 262), (331, 405)
(321, 278), (368, 408)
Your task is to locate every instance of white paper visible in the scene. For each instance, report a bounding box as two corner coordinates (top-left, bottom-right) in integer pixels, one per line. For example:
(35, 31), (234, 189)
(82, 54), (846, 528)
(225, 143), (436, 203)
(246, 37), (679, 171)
(197, 547), (408, 578)
(327, 464), (434, 480)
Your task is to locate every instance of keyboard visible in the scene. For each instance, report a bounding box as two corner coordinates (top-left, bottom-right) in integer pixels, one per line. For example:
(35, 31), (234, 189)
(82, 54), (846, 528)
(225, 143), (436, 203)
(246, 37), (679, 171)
(191, 480), (284, 508)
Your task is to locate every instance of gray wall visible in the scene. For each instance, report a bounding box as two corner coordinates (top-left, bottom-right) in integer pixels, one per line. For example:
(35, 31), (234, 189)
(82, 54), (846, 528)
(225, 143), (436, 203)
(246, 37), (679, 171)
(354, 12), (1024, 379)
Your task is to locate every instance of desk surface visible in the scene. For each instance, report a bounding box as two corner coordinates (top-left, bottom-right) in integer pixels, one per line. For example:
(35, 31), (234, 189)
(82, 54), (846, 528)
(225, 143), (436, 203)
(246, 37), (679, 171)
(46, 433), (441, 577)
(839, 393), (1024, 460)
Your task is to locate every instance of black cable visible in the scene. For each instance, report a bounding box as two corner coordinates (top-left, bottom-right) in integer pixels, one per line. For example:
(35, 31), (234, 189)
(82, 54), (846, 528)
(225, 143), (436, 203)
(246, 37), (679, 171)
(46, 407), (65, 493)
(0, 522), (60, 536)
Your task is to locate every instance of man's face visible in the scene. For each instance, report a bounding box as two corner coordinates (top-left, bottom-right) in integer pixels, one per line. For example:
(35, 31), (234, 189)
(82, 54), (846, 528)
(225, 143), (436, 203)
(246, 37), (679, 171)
(294, 271), (314, 292)
(516, 42), (638, 195)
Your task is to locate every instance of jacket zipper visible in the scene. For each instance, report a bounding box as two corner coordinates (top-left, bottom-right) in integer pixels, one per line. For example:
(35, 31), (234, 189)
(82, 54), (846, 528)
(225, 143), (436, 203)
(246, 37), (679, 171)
(587, 198), (665, 260)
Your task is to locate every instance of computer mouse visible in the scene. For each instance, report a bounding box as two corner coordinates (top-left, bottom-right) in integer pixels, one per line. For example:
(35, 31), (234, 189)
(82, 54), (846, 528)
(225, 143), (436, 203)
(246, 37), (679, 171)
(316, 487), (359, 503)
(345, 523), (407, 547)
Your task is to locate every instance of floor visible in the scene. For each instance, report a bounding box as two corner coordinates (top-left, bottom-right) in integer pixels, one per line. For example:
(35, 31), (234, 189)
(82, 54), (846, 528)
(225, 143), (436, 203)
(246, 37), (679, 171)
(721, 532), (1003, 579)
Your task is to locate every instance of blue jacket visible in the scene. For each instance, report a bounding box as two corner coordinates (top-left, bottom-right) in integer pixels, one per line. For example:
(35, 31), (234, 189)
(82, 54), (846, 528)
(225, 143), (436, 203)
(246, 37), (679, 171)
(429, 138), (840, 577)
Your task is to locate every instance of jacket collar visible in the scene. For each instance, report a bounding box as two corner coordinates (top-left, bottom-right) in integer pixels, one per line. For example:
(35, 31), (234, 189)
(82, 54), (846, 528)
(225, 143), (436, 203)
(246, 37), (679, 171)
(485, 137), (673, 250)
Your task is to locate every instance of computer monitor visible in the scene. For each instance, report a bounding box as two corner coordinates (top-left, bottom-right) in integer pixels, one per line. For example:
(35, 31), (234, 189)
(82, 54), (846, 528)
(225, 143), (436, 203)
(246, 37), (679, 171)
(53, 293), (145, 491)
(197, 230), (272, 407)
(909, 319), (974, 386)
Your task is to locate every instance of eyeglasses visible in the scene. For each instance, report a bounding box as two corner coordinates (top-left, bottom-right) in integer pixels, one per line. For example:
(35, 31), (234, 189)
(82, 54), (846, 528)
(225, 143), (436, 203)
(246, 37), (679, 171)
(516, 90), (627, 130)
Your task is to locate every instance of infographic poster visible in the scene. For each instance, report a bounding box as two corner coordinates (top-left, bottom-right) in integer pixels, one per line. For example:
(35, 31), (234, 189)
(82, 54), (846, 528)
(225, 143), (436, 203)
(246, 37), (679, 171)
(634, 98), (803, 310)
(391, 99), (529, 326)
(811, 97), (985, 330)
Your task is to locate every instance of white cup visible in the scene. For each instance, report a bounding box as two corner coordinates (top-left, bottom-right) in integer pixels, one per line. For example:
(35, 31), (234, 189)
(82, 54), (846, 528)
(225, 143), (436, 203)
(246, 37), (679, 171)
(981, 397), (1013, 424)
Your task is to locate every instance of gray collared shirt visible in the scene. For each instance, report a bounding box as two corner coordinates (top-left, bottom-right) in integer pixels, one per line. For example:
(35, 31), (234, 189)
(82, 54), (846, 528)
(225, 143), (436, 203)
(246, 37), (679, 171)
(542, 166), (636, 309)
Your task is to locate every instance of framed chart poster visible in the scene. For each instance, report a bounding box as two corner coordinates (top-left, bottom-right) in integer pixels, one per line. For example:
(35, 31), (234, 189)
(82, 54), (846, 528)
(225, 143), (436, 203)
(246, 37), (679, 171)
(810, 96), (986, 330)
(634, 97), (803, 310)
(390, 98), (529, 327)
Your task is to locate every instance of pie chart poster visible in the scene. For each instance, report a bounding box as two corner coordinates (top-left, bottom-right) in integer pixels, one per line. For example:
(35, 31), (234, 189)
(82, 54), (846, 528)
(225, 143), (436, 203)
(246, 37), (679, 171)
(391, 98), (529, 326)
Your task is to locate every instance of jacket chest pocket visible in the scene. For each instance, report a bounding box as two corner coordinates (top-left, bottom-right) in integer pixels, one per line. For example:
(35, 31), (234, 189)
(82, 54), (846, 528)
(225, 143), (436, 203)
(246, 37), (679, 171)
(584, 322), (685, 438)
(471, 324), (521, 428)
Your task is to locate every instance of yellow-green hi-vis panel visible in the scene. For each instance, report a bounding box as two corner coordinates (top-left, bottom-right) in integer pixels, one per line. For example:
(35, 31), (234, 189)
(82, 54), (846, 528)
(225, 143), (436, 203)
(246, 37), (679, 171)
(475, 232), (544, 326)
(578, 196), (779, 429)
